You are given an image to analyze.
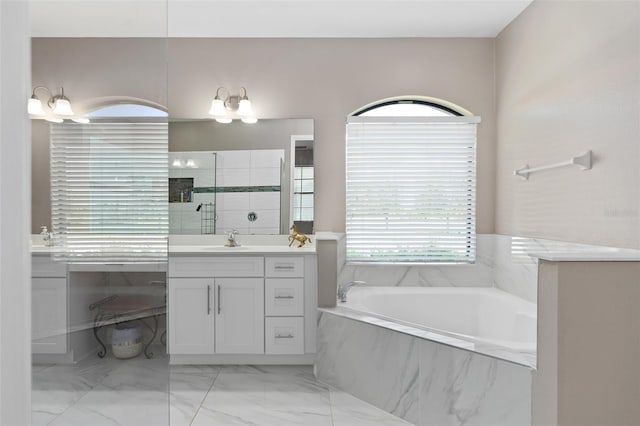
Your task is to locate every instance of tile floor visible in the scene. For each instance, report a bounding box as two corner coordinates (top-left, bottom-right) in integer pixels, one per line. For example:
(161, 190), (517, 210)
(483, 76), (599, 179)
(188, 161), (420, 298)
(32, 348), (412, 426)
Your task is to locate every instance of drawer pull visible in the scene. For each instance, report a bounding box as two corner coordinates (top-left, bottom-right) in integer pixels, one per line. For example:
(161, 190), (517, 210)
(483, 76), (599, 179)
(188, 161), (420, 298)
(207, 284), (211, 315)
(275, 334), (294, 339)
(217, 285), (221, 315)
(275, 295), (294, 300)
(274, 265), (295, 270)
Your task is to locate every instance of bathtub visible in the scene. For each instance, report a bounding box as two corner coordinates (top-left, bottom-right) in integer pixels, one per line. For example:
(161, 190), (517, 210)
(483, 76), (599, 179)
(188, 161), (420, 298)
(340, 286), (536, 352)
(315, 287), (535, 425)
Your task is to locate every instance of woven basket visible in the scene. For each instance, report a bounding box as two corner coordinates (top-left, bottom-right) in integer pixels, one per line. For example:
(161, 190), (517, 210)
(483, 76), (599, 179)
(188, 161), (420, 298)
(111, 323), (143, 359)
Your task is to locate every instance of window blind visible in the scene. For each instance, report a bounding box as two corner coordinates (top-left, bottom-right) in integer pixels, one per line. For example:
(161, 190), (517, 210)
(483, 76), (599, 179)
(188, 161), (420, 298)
(50, 122), (168, 262)
(346, 116), (479, 263)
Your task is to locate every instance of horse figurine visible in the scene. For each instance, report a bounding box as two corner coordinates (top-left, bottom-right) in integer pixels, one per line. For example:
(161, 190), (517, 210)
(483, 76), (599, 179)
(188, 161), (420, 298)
(288, 224), (312, 248)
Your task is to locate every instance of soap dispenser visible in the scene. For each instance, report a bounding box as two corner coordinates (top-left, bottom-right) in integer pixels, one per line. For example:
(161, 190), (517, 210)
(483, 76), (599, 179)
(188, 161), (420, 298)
(40, 225), (53, 246)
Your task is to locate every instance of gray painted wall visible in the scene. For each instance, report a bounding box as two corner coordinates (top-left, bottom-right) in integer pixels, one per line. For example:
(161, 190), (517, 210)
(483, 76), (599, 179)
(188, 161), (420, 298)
(496, 0), (640, 248)
(31, 37), (497, 235)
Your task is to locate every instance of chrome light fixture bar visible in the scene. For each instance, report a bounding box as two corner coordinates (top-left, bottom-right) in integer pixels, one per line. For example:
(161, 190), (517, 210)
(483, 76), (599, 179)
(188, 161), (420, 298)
(208, 87), (258, 124)
(28, 86), (90, 123)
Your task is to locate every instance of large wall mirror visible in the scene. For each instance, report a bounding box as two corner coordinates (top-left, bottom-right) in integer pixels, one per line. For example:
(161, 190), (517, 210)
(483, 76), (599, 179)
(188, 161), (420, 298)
(169, 118), (314, 236)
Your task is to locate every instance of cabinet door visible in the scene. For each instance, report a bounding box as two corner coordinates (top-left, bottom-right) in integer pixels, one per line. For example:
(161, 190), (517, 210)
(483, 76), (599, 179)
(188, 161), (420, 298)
(215, 278), (264, 354)
(169, 278), (215, 354)
(32, 278), (67, 354)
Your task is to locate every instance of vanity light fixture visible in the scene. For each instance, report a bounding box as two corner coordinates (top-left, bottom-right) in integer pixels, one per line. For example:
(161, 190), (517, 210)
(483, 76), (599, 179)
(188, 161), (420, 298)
(28, 86), (90, 123)
(208, 87), (258, 124)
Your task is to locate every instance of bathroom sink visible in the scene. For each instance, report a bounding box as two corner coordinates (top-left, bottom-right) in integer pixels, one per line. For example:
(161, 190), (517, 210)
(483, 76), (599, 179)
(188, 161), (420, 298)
(198, 245), (250, 251)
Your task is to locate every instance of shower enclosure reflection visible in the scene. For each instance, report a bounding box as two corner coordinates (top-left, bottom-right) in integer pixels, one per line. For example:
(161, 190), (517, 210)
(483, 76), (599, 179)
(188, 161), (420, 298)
(168, 118), (314, 235)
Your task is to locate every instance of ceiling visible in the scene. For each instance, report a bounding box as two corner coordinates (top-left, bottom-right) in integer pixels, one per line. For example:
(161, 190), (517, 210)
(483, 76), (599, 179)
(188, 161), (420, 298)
(30, 0), (533, 38)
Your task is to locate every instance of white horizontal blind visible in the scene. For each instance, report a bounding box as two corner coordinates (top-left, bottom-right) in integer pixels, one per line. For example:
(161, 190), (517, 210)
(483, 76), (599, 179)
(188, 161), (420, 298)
(346, 116), (478, 263)
(50, 122), (168, 262)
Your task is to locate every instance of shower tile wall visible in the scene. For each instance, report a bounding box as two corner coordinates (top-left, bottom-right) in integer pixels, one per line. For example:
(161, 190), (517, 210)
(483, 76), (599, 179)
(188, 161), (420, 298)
(169, 152), (216, 234)
(215, 150), (283, 235)
(169, 150), (283, 235)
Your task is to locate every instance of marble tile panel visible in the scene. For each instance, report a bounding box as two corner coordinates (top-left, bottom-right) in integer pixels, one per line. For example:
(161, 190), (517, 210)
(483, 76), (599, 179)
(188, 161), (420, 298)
(316, 311), (419, 424)
(337, 234), (495, 289)
(418, 339), (531, 426)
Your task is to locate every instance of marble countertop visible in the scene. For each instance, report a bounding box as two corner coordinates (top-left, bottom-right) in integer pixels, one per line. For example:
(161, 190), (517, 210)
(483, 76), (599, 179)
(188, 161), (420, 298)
(507, 236), (640, 261)
(169, 244), (316, 255)
(31, 234), (317, 256)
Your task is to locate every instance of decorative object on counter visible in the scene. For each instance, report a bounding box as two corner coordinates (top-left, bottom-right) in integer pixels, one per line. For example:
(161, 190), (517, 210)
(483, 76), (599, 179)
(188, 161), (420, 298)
(40, 225), (53, 246)
(289, 224), (312, 247)
(27, 85), (90, 123)
(208, 86), (258, 124)
(514, 150), (592, 180)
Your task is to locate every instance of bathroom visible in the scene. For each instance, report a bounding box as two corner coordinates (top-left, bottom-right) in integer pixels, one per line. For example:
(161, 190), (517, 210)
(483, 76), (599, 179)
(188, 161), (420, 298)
(1, 0), (640, 425)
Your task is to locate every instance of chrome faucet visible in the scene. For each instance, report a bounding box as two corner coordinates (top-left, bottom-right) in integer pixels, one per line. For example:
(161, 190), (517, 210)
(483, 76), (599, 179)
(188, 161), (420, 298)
(225, 229), (240, 247)
(337, 281), (366, 303)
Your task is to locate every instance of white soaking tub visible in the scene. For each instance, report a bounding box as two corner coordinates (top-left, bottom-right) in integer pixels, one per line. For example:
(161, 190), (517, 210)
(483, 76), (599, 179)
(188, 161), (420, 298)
(316, 286), (535, 426)
(339, 286), (536, 353)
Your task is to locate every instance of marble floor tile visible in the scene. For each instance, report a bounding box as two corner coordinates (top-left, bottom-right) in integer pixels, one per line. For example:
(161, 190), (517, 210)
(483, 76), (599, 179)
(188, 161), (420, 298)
(169, 365), (219, 426)
(33, 359), (412, 426)
(192, 367), (333, 426)
(329, 389), (415, 426)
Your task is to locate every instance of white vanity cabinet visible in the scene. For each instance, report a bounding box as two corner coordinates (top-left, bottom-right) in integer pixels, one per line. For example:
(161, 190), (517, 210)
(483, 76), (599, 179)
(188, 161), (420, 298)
(264, 256), (305, 355)
(31, 255), (68, 354)
(215, 278), (264, 354)
(168, 278), (215, 354)
(168, 251), (317, 364)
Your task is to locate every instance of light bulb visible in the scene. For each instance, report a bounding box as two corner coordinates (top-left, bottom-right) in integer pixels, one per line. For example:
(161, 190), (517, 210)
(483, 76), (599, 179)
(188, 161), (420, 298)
(53, 98), (74, 116)
(215, 117), (232, 124)
(171, 159), (183, 168)
(237, 98), (253, 117)
(71, 117), (90, 124)
(241, 116), (258, 124)
(185, 159), (197, 168)
(209, 98), (226, 117)
(28, 97), (45, 116)
(45, 117), (64, 123)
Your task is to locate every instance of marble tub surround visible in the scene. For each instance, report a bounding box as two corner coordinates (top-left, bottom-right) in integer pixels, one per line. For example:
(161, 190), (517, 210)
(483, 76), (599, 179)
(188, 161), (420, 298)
(33, 351), (411, 426)
(334, 233), (640, 303)
(338, 234), (495, 288)
(492, 235), (640, 302)
(323, 289), (536, 368)
(316, 311), (532, 426)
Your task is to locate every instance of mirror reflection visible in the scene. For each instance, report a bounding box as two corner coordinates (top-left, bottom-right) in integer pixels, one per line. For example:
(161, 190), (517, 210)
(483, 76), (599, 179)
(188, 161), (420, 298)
(168, 118), (314, 235)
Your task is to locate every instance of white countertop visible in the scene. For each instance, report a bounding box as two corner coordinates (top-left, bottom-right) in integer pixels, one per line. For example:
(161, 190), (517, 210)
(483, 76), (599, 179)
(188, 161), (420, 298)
(31, 234), (317, 256)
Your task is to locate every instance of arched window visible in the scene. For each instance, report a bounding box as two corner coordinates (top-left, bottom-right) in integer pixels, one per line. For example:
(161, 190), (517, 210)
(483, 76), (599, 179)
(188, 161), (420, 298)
(346, 97), (480, 263)
(50, 100), (168, 262)
(87, 103), (168, 118)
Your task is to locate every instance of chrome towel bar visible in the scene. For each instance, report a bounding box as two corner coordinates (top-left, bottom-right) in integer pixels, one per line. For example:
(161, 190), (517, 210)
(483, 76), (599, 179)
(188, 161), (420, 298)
(514, 150), (592, 180)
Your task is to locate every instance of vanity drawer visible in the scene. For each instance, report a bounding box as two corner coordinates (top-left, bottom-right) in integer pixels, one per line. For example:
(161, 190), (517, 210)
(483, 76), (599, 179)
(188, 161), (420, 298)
(265, 317), (304, 355)
(265, 256), (304, 278)
(32, 256), (67, 278)
(265, 278), (304, 316)
(169, 256), (264, 278)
